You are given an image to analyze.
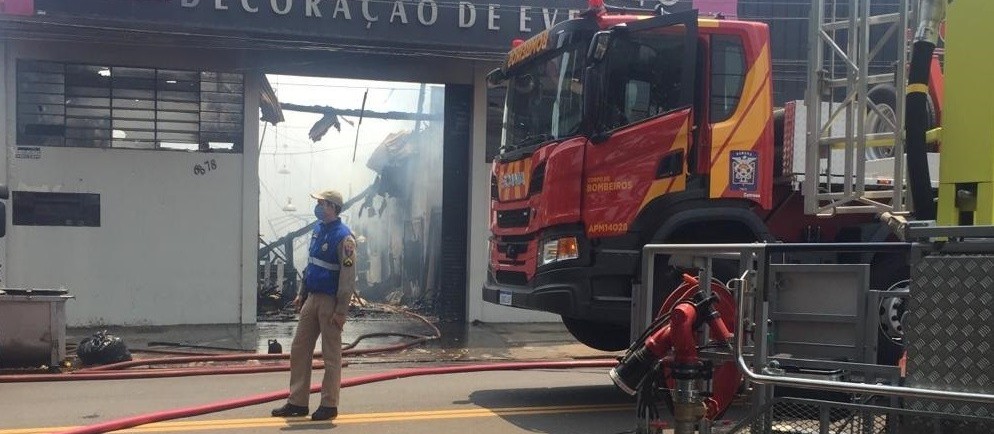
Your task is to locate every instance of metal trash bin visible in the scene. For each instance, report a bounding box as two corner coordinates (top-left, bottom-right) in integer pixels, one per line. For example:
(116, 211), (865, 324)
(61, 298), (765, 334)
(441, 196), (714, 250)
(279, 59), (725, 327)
(0, 288), (73, 368)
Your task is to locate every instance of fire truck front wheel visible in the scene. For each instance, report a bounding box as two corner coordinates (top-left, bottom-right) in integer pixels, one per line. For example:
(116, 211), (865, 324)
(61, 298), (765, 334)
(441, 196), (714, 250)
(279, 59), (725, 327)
(561, 316), (630, 352)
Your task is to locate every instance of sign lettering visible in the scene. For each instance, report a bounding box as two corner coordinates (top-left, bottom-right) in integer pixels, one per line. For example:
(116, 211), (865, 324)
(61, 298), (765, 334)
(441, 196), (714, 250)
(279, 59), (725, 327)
(588, 222), (629, 235)
(586, 179), (634, 193)
(506, 29), (549, 68)
(31, 1), (695, 54)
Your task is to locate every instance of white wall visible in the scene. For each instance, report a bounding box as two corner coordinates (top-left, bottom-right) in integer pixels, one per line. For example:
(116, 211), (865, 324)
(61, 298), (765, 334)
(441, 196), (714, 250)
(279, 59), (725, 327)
(3, 41), (259, 326)
(465, 63), (558, 323)
(0, 36), (554, 325)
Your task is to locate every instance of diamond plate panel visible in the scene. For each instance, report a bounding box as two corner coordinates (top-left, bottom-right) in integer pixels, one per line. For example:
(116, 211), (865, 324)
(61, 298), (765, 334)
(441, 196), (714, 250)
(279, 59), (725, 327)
(717, 398), (994, 434)
(906, 255), (994, 418)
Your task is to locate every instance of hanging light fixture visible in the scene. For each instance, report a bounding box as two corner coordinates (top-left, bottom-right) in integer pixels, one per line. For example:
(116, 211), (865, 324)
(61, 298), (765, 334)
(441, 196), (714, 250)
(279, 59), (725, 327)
(282, 197), (297, 212)
(278, 164), (291, 174)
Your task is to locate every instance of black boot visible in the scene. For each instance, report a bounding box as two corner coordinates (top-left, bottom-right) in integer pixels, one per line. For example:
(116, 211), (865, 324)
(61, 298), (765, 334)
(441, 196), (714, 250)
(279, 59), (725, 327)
(311, 406), (338, 421)
(271, 403), (309, 417)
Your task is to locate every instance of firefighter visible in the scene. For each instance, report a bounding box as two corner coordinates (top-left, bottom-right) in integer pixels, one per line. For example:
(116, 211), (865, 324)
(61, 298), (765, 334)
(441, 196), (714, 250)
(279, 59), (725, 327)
(272, 189), (356, 421)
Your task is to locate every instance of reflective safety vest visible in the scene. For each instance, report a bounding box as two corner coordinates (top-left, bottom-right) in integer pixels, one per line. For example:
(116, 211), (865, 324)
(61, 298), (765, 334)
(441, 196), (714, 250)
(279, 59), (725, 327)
(303, 219), (352, 296)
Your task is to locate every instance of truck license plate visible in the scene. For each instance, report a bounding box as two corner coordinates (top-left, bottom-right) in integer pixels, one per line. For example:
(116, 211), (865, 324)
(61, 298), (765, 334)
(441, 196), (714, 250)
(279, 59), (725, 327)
(499, 291), (512, 306)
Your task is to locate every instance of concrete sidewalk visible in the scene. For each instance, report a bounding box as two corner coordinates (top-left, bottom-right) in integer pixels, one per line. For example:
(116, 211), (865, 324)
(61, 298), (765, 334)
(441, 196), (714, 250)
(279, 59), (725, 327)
(65, 309), (618, 365)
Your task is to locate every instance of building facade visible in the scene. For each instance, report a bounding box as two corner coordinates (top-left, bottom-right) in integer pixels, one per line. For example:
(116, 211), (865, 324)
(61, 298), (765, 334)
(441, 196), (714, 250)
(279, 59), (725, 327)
(2, 0), (818, 326)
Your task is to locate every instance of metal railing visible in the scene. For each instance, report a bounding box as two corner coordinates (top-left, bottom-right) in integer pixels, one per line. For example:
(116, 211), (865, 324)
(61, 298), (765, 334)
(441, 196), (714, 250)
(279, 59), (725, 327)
(635, 242), (994, 433)
(803, 0), (911, 217)
(730, 266), (994, 405)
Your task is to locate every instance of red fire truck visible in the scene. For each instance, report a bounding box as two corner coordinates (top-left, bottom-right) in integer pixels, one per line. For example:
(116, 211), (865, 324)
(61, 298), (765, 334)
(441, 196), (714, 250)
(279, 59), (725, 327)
(483, 2), (922, 353)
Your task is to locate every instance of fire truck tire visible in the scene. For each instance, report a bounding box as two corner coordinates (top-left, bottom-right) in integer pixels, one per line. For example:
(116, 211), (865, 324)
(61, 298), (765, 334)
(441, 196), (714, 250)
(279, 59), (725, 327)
(870, 252), (908, 366)
(866, 84), (937, 160)
(865, 84), (899, 160)
(646, 215), (768, 313)
(561, 316), (630, 352)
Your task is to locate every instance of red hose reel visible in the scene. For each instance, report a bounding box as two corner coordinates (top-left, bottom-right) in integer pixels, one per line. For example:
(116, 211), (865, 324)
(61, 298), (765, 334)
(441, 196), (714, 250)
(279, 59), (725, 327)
(653, 274), (742, 420)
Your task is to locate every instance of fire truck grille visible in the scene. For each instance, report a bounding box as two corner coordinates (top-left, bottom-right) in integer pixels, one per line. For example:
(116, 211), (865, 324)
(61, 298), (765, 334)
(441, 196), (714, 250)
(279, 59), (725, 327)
(494, 271), (528, 286)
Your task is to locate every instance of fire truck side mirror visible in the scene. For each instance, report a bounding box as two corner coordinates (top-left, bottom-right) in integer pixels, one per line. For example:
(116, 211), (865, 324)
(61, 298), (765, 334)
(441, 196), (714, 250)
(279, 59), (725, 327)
(583, 30), (613, 143)
(588, 30), (613, 63)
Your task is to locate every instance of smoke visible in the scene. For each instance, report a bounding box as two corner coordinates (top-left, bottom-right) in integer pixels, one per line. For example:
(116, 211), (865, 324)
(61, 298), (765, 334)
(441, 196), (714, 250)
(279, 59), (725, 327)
(343, 85), (445, 308)
(258, 75), (445, 310)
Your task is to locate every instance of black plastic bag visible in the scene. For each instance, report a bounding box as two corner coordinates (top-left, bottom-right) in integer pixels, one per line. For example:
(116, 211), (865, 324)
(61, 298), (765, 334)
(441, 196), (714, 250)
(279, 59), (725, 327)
(268, 339), (283, 354)
(77, 331), (133, 366)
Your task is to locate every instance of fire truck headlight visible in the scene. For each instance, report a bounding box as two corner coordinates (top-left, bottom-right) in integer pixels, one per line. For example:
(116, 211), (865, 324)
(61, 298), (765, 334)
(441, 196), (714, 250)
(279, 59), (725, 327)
(540, 237), (579, 265)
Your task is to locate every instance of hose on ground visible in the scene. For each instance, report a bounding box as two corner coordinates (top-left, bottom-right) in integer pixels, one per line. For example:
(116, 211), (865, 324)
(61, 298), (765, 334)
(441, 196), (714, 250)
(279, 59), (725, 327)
(0, 361), (342, 383)
(73, 331), (437, 373)
(1, 303), (441, 382)
(147, 342), (257, 353)
(81, 302), (439, 372)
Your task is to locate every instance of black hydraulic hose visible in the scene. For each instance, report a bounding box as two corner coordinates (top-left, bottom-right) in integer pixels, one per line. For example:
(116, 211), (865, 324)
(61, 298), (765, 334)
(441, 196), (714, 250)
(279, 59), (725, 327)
(71, 330), (439, 373)
(906, 40), (938, 221)
(341, 332), (429, 351)
(148, 342), (256, 353)
(131, 348), (233, 356)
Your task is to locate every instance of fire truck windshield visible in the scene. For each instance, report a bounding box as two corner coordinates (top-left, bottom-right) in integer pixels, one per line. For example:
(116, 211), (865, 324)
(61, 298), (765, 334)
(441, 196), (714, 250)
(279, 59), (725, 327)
(501, 39), (588, 154)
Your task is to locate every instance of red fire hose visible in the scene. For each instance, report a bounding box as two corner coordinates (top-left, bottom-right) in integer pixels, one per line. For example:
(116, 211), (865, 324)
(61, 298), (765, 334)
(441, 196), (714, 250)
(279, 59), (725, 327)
(0, 338), (434, 383)
(56, 360), (617, 434)
(2, 307), (442, 383)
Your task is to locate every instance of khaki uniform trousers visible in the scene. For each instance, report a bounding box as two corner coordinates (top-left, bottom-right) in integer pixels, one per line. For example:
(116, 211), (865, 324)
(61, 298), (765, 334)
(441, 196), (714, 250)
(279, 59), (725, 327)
(288, 292), (343, 408)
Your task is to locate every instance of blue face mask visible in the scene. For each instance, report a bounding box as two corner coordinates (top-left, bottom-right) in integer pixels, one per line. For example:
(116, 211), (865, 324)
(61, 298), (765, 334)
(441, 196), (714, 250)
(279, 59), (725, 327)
(314, 204), (325, 221)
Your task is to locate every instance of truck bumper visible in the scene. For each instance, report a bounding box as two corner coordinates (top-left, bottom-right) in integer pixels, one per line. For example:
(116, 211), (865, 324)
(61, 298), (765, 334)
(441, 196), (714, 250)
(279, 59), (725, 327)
(483, 252), (637, 325)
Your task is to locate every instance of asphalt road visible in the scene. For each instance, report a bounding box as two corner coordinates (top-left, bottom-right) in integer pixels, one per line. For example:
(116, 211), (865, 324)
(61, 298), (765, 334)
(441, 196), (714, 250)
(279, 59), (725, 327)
(0, 364), (640, 434)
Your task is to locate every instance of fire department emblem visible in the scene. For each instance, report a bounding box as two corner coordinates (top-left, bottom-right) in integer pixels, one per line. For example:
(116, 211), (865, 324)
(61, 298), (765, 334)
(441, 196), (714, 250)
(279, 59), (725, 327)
(729, 150), (759, 192)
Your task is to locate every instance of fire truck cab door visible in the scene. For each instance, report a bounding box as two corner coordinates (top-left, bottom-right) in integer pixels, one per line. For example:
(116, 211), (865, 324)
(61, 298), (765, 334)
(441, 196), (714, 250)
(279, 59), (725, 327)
(581, 11), (698, 239)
